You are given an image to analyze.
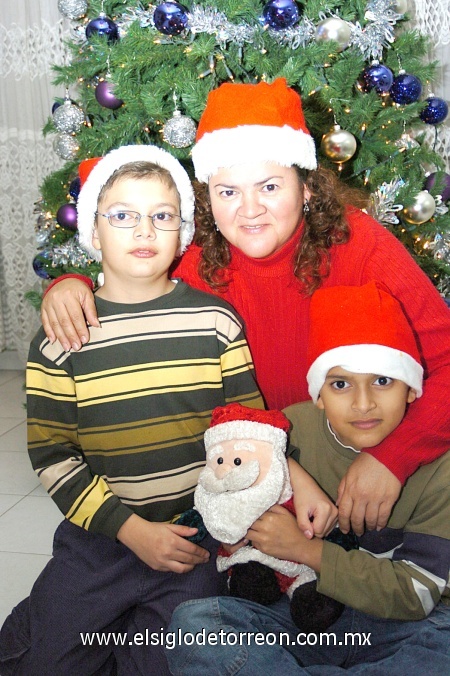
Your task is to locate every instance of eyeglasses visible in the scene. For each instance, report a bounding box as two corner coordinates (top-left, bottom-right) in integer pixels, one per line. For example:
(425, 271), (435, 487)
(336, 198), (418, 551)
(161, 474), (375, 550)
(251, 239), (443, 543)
(96, 210), (183, 231)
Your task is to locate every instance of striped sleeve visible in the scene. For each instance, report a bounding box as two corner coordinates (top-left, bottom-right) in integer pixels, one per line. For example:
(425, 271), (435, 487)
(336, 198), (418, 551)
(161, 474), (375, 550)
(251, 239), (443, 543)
(27, 333), (133, 537)
(317, 458), (450, 620)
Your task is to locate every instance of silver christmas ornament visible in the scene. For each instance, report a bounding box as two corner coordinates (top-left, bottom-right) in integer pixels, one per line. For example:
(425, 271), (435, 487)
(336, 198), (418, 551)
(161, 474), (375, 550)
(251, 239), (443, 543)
(53, 98), (85, 133)
(315, 18), (351, 52)
(321, 125), (357, 163)
(391, 0), (408, 14)
(53, 133), (79, 160)
(57, 0), (88, 20)
(402, 191), (436, 225)
(162, 110), (197, 148)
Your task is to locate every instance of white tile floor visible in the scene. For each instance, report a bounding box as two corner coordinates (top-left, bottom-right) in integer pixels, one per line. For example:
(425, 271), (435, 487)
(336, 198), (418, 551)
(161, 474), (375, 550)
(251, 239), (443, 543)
(0, 368), (62, 627)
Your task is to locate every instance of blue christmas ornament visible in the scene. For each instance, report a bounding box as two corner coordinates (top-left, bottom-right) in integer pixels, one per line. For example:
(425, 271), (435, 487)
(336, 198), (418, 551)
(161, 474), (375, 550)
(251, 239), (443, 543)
(389, 73), (422, 105)
(85, 14), (119, 43)
(360, 63), (394, 94)
(420, 97), (449, 125)
(69, 176), (81, 202)
(262, 0), (300, 30)
(32, 250), (52, 279)
(153, 2), (189, 36)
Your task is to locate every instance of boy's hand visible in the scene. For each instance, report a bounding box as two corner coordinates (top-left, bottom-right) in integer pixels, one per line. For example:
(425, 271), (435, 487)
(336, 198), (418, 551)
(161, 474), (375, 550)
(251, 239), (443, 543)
(117, 514), (210, 573)
(220, 538), (248, 555)
(247, 505), (323, 572)
(288, 458), (338, 539)
(41, 278), (99, 352)
(337, 453), (401, 535)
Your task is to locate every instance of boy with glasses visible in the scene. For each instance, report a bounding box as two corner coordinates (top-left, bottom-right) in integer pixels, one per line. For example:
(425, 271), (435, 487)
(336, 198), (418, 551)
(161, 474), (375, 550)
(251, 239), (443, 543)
(0, 145), (266, 675)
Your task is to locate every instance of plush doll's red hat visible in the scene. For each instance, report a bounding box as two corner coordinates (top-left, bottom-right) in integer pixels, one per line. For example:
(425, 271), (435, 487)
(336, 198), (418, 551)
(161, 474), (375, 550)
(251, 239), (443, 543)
(204, 403), (291, 460)
(306, 282), (424, 402)
(192, 78), (317, 182)
(76, 145), (195, 261)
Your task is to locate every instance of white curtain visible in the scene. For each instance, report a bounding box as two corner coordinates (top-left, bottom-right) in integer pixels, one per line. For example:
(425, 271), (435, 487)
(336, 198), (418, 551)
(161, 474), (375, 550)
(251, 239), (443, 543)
(0, 0), (449, 365)
(410, 0), (450, 167)
(0, 1), (67, 363)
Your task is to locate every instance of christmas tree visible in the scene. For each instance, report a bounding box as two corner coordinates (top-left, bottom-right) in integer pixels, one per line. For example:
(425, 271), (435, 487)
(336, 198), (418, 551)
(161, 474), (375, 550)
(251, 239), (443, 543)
(29, 0), (450, 302)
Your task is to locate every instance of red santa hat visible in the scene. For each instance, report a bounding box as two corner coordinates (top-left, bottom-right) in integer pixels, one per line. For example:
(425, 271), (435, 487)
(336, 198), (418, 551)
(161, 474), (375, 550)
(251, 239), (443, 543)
(192, 78), (317, 183)
(76, 145), (195, 261)
(204, 403), (291, 460)
(306, 282), (424, 403)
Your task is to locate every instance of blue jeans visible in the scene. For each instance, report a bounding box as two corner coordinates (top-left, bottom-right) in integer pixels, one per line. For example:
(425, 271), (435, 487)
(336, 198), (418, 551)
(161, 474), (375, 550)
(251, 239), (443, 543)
(0, 520), (225, 676)
(166, 596), (450, 675)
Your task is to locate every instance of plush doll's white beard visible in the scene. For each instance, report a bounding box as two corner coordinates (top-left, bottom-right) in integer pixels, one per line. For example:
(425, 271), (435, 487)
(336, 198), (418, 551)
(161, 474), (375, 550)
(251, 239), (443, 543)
(195, 455), (292, 544)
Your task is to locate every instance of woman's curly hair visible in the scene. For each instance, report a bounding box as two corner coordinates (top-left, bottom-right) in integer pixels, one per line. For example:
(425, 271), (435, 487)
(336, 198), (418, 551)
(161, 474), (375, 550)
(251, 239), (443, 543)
(193, 166), (368, 295)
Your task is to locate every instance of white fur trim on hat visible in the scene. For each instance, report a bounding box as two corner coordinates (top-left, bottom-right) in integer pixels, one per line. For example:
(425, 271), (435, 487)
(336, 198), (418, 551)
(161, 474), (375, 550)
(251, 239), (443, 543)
(204, 420), (287, 461)
(307, 344), (424, 403)
(77, 145), (195, 261)
(192, 125), (317, 183)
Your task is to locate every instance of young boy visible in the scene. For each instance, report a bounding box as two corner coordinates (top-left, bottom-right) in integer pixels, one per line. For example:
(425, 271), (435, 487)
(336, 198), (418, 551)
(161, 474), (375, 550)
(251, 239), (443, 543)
(166, 281), (450, 674)
(0, 145), (266, 676)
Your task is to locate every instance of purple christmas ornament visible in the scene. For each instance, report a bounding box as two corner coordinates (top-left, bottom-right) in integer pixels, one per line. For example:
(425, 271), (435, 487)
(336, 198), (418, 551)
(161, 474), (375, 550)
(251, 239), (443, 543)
(390, 73), (422, 105)
(95, 80), (123, 110)
(420, 97), (449, 125)
(262, 0), (300, 30)
(85, 14), (119, 43)
(69, 177), (81, 202)
(56, 203), (78, 231)
(360, 63), (394, 94)
(424, 172), (450, 203)
(153, 2), (188, 36)
(32, 250), (52, 279)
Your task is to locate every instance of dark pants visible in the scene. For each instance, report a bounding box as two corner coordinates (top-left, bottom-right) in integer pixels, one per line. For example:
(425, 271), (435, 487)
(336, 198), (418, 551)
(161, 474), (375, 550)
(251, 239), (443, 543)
(0, 519), (225, 676)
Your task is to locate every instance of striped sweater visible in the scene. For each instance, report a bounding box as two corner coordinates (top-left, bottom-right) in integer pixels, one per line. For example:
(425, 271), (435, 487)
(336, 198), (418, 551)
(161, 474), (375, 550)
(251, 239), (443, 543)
(27, 282), (263, 539)
(285, 401), (450, 620)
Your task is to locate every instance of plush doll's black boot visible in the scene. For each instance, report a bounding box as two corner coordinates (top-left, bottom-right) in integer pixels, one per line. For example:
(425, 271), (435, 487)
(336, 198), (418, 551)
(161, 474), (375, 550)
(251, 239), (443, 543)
(228, 561), (282, 605)
(290, 580), (344, 633)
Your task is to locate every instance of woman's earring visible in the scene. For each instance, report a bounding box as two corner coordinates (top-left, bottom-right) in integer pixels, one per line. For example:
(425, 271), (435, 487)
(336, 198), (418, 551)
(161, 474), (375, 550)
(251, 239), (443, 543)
(303, 200), (310, 214)
(215, 222), (220, 232)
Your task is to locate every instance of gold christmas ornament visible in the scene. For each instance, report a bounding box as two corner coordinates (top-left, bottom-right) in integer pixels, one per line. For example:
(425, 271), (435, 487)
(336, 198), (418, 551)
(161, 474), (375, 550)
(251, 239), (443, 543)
(320, 125), (357, 163)
(402, 191), (436, 225)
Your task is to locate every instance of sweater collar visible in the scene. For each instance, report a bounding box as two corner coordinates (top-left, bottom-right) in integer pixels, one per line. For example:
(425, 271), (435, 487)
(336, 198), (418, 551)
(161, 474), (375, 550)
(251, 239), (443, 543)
(228, 223), (303, 278)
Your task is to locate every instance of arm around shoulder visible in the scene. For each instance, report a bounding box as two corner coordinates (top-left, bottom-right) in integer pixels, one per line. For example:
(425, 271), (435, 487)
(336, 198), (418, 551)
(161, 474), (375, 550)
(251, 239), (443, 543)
(41, 274), (99, 351)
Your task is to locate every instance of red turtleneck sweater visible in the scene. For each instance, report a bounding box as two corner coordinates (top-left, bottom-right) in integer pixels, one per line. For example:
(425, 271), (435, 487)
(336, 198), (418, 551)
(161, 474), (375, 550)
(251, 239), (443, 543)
(172, 208), (450, 483)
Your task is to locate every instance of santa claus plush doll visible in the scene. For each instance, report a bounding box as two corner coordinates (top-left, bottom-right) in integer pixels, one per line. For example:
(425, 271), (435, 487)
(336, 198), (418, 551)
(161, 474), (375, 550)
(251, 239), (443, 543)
(193, 403), (352, 633)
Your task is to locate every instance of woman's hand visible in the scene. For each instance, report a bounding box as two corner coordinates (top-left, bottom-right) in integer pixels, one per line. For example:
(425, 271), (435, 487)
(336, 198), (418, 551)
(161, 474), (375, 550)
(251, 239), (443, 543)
(41, 278), (99, 351)
(337, 453), (401, 535)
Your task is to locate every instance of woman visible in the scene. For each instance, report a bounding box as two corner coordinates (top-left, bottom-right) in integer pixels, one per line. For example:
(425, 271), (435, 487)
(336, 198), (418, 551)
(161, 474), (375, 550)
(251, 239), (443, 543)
(41, 78), (450, 534)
